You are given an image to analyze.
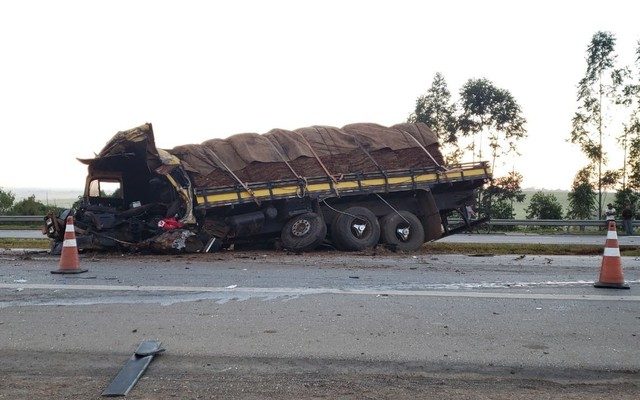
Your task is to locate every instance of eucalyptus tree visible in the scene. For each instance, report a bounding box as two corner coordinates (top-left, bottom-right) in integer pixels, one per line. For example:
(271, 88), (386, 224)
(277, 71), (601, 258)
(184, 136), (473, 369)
(458, 78), (527, 171)
(619, 41), (640, 191)
(409, 73), (460, 163)
(570, 31), (624, 217)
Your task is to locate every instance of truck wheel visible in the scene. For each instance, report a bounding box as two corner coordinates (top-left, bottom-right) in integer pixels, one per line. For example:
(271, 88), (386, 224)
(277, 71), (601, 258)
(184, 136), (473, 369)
(281, 212), (327, 252)
(331, 206), (380, 251)
(380, 211), (425, 251)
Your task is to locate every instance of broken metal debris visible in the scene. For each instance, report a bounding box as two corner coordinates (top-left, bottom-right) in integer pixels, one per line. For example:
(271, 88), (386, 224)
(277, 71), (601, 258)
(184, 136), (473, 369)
(102, 340), (165, 397)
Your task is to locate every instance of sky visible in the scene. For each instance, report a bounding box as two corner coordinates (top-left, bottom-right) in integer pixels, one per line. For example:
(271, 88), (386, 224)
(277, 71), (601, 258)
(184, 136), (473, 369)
(1, 0), (639, 191)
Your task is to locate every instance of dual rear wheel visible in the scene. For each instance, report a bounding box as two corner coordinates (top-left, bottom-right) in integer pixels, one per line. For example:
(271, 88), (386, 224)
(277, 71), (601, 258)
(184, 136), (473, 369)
(379, 210), (425, 251)
(331, 207), (425, 252)
(280, 207), (426, 252)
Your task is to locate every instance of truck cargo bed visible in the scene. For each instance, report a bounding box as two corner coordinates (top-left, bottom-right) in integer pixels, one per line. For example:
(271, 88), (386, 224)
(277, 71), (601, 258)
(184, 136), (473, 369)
(195, 162), (490, 209)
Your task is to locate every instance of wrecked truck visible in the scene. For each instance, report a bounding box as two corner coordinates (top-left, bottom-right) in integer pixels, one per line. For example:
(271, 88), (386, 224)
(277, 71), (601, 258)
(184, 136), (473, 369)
(44, 122), (491, 253)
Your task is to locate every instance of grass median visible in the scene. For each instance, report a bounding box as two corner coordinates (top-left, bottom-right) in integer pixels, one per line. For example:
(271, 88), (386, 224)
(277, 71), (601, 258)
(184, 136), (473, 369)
(1, 238), (50, 250)
(423, 242), (640, 256)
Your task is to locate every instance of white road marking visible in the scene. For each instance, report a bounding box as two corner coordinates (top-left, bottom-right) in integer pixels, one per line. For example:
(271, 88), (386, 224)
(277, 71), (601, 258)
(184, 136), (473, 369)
(0, 283), (638, 302)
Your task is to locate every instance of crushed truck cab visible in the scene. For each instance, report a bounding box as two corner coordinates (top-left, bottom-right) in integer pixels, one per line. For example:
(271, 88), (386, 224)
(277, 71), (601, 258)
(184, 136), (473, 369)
(44, 122), (491, 253)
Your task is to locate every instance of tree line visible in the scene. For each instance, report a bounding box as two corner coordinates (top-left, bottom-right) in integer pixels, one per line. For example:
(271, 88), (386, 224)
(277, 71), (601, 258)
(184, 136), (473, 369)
(0, 189), (56, 216)
(410, 31), (640, 221)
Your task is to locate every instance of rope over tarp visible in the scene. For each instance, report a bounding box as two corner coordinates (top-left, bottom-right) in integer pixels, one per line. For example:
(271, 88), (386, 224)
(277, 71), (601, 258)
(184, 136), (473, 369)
(169, 122), (445, 189)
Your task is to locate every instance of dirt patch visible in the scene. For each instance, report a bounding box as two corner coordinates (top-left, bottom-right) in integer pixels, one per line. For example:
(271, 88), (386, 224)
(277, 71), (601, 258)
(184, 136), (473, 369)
(1, 351), (638, 400)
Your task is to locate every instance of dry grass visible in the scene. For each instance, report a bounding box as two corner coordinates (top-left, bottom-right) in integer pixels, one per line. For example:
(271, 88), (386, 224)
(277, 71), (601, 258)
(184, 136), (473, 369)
(0, 238), (50, 249)
(423, 242), (640, 256)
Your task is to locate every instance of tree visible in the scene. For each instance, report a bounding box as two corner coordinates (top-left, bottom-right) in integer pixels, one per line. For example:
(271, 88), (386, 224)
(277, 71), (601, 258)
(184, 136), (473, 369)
(10, 195), (51, 215)
(0, 188), (15, 214)
(526, 192), (563, 220)
(478, 171), (526, 219)
(567, 167), (597, 219)
(614, 188), (640, 218)
(620, 41), (640, 191)
(570, 31), (624, 218)
(409, 73), (460, 163)
(459, 78), (527, 171)
(628, 118), (640, 190)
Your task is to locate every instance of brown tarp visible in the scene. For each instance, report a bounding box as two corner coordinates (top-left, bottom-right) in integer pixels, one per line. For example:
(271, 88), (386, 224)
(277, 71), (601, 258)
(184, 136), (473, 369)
(169, 122), (444, 188)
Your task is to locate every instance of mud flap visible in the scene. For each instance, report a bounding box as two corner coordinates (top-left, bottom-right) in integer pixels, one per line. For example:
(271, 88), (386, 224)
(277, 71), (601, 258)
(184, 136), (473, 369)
(416, 190), (442, 241)
(102, 340), (164, 397)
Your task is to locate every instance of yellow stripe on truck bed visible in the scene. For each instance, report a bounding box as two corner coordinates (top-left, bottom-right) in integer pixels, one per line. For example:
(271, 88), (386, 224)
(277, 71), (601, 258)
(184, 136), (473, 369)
(196, 167), (487, 206)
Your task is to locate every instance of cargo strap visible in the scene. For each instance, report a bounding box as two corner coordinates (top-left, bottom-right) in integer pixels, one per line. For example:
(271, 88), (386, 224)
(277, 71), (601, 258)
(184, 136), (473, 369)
(266, 138), (308, 197)
(374, 193), (410, 224)
(402, 130), (446, 171)
(208, 149), (261, 206)
(348, 132), (389, 191)
(297, 130), (340, 196)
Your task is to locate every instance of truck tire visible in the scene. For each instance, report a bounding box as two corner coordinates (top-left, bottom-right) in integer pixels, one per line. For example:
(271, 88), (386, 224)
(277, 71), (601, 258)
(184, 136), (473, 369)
(380, 211), (425, 251)
(281, 212), (327, 252)
(331, 206), (380, 251)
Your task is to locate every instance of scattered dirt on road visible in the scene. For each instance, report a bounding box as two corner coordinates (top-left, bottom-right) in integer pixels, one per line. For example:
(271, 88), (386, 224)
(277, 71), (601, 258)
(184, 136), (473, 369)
(1, 351), (638, 400)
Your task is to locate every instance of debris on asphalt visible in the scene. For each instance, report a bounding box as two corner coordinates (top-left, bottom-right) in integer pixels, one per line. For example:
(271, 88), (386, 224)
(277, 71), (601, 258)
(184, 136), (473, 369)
(63, 276), (98, 279)
(514, 255), (526, 260)
(225, 285), (238, 289)
(102, 340), (164, 397)
(13, 279), (27, 283)
(348, 276), (359, 279)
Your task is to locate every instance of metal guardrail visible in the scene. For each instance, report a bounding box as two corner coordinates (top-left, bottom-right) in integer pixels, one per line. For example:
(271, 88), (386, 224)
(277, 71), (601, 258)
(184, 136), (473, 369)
(462, 219), (640, 227)
(0, 215), (44, 222)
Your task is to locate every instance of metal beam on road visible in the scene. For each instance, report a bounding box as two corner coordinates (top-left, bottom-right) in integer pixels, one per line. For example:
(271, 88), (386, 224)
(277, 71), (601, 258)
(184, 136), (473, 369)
(1, 283), (639, 302)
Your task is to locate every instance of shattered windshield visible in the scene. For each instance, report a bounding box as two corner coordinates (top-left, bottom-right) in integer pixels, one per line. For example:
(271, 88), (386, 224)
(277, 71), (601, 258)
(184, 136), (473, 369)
(89, 179), (122, 198)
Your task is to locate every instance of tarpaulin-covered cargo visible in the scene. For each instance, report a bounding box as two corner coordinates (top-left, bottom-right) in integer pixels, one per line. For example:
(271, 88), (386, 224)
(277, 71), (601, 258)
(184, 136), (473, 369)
(169, 122), (444, 188)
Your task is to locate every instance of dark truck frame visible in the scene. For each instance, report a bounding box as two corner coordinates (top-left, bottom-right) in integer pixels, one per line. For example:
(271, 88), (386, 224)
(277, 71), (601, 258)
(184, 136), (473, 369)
(45, 154), (490, 253)
(195, 161), (490, 249)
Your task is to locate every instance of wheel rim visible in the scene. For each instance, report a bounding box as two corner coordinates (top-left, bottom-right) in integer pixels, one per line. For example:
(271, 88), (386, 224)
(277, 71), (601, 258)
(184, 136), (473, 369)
(350, 217), (370, 238)
(291, 218), (311, 237)
(395, 223), (411, 242)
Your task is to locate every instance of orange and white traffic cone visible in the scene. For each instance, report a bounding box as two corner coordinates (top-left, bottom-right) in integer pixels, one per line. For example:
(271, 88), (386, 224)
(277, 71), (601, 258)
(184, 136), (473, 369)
(594, 221), (629, 289)
(51, 216), (88, 274)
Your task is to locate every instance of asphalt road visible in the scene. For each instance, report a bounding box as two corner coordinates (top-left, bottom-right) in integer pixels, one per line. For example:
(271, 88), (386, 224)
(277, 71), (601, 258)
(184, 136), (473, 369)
(0, 251), (639, 399)
(0, 230), (43, 239)
(4, 229), (640, 246)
